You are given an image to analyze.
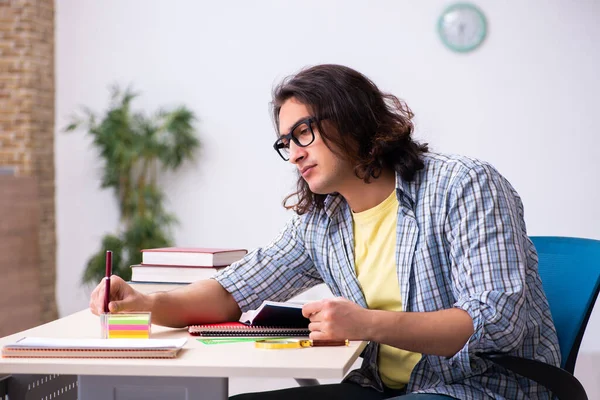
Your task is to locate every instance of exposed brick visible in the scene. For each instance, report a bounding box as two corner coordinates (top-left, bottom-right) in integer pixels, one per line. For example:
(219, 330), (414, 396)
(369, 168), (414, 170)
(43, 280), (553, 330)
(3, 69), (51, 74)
(0, 176), (42, 336)
(0, 0), (56, 325)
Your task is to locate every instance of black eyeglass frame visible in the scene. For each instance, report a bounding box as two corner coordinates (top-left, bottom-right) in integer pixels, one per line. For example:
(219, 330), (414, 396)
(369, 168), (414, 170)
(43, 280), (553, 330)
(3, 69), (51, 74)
(272, 117), (318, 161)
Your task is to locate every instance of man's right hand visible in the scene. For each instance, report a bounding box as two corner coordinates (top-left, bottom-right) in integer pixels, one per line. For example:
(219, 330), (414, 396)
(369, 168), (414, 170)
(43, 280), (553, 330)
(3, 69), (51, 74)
(89, 275), (151, 315)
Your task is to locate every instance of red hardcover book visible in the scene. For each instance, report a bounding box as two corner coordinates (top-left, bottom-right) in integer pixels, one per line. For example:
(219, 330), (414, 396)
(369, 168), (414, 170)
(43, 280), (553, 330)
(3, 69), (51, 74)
(141, 247), (248, 267)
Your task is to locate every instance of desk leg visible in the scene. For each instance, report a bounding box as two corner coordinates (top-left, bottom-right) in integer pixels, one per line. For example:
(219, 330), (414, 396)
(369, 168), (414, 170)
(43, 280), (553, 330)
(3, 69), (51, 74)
(78, 375), (228, 400)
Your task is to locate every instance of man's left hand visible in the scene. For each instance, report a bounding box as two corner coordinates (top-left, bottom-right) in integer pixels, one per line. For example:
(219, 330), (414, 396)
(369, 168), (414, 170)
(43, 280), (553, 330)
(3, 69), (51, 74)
(301, 297), (369, 341)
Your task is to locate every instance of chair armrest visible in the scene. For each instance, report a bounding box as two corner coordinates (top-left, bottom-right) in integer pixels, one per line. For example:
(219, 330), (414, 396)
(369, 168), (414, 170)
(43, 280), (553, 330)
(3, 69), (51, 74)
(0, 374), (10, 399)
(295, 378), (320, 387)
(478, 353), (587, 400)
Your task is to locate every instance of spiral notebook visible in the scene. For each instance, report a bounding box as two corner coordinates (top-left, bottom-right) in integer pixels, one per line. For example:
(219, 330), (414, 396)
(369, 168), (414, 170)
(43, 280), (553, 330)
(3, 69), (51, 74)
(188, 321), (310, 337)
(1, 337), (187, 359)
(188, 300), (310, 337)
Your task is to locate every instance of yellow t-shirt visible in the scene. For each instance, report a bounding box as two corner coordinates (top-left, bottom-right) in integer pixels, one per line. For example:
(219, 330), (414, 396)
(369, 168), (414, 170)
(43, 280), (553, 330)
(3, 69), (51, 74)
(352, 190), (422, 389)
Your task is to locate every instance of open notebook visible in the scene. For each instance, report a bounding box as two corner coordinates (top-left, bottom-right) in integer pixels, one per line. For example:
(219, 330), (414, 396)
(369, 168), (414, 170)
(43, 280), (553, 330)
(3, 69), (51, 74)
(189, 301), (310, 337)
(1, 337), (187, 359)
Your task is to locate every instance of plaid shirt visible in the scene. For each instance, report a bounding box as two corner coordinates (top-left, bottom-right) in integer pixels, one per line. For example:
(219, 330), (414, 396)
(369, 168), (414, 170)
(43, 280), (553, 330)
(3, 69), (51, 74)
(215, 153), (560, 399)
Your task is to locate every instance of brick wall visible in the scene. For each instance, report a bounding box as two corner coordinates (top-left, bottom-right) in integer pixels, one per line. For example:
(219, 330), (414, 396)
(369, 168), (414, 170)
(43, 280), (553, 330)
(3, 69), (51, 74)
(0, 0), (57, 323)
(0, 176), (41, 336)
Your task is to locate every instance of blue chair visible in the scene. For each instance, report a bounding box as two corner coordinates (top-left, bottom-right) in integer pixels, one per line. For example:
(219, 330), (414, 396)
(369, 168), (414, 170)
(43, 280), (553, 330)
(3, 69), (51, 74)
(480, 236), (600, 400)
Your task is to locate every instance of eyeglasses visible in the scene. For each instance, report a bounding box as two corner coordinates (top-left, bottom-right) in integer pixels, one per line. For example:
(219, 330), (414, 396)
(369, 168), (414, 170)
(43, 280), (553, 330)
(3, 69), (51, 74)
(273, 117), (318, 161)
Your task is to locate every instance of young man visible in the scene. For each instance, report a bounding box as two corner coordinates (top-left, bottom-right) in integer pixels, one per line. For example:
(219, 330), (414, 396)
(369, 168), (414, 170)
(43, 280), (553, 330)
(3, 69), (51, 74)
(90, 64), (560, 400)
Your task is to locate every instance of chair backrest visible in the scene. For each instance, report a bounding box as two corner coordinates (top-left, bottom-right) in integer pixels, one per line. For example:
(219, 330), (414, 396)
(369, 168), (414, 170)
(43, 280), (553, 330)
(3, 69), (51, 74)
(530, 236), (600, 373)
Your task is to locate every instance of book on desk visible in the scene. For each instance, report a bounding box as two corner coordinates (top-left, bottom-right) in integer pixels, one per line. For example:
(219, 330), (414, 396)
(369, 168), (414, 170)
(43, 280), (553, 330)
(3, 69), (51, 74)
(1, 337), (187, 359)
(132, 246), (247, 284)
(140, 247), (248, 267)
(130, 264), (226, 283)
(189, 301), (310, 337)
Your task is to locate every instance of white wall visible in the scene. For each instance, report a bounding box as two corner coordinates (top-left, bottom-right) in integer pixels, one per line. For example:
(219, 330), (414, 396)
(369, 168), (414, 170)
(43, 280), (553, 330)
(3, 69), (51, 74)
(55, 0), (600, 393)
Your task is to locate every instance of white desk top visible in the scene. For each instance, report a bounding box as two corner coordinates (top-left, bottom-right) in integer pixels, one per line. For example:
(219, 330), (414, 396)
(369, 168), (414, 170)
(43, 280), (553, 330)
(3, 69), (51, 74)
(0, 310), (366, 379)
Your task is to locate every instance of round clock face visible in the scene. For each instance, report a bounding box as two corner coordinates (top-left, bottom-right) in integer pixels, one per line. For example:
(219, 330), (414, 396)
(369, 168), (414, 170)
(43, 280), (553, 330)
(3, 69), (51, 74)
(438, 3), (487, 53)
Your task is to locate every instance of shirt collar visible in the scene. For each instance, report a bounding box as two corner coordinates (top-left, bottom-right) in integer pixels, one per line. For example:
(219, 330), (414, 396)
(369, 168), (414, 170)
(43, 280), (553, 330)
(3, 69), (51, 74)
(322, 169), (418, 219)
(394, 169), (417, 207)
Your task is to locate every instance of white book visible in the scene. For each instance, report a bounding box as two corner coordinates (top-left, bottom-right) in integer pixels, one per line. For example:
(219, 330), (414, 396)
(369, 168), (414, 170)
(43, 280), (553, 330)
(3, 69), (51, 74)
(2, 337), (187, 358)
(131, 264), (222, 283)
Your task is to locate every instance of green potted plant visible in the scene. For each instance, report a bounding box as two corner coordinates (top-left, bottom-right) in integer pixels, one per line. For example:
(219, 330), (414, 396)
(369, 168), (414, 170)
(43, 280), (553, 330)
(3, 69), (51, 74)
(65, 86), (200, 284)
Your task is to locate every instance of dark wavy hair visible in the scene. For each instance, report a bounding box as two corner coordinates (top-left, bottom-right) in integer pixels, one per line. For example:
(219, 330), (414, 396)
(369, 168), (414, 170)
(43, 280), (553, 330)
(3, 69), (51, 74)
(271, 64), (428, 215)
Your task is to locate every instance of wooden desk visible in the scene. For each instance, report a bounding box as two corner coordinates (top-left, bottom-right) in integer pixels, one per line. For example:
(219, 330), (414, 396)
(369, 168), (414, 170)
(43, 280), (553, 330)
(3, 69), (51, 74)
(0, 310), (366, 399)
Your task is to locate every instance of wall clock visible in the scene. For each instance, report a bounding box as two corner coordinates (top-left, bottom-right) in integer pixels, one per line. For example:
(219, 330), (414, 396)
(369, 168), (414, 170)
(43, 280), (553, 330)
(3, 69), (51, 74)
(438, 3), (487, 53)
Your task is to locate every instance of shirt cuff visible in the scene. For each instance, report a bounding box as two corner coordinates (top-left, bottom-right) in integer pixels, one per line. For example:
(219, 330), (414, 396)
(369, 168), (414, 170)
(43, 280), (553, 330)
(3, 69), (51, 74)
(448, 297), (487, 376)
(212, 268), (261, 312)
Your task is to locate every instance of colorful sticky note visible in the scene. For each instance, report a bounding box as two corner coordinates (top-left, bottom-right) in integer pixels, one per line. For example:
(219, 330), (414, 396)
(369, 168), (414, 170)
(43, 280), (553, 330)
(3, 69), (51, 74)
(102, 313), (151, 339)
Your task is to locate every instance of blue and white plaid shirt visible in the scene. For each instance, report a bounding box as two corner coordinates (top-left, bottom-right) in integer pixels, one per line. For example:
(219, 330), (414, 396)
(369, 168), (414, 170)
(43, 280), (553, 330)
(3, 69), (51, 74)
(215, 153), (560, 399)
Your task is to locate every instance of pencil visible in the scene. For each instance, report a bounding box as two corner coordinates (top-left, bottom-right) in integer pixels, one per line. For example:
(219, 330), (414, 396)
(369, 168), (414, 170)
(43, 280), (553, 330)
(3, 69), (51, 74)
(103, 250), (112, 313)
(311, 339), (349, 347)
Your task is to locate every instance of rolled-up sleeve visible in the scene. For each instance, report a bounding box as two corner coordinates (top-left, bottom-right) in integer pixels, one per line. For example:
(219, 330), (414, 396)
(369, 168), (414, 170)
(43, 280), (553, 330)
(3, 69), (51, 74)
(214, 214), (323, 312)
(443, 164), (529, 376)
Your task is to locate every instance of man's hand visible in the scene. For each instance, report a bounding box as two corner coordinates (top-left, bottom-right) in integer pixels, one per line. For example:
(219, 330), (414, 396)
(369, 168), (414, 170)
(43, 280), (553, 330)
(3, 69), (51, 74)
(89, 275), (151, 315)
(301, 297), (370, 341)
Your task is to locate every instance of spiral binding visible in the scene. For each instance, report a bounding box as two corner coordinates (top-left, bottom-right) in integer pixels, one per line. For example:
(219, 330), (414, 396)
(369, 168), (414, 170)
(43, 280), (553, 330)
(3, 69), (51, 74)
(2, 347), (178, 358)
(188, 324), (310, 337)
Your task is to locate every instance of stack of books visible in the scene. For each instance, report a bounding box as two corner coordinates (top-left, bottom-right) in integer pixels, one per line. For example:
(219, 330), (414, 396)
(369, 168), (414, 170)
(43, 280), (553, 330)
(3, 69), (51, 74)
(130, 247), (248, 284)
